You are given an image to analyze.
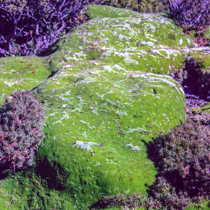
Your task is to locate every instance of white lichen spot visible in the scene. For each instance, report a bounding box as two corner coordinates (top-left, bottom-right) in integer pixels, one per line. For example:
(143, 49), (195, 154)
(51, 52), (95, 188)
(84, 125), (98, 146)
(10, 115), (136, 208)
(72, 141), (100, 154)
(151, 48), (181, 59)
(106, 159), (117, 165)
(186, 38), (191, 44)
(143, 22), (156, 33)
(113, 64), (125, 70)
(94, 162), (101, 166)
(101, 65), (113, 72)
(118, 34), (131, 41)
(63, 64), (72, 69)
(125, 143), (141, 151)
(8, 69), (16, 73)
(80, 120), (96, 129)
(125, 57), (139, 66)
(82, 132), (88, 138)
(113, 170), (117, 174)
(141, 40), (155, 47)
(126, 127), (147, 133)
(178, 38), (183, 45)
(3, 81), (18, 86)
(115, 110), (128, 116)
(130, 73), (184, 95)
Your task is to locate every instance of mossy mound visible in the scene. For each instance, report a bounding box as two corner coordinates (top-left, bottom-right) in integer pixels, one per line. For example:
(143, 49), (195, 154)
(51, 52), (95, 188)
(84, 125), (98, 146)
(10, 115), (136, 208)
(43, 6), (195, 77)
(33, 58), (186, 207)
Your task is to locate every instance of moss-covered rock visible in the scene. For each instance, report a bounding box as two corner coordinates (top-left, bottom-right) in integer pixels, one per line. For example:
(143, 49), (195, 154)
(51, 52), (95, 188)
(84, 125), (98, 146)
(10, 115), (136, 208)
(0, 4), (209, 210)
(30, 5), (190, 207)
(34, 68), (186, 206)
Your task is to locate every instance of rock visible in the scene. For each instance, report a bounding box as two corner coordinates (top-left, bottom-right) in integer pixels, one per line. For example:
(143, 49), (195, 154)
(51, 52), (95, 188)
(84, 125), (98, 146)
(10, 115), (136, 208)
(0, 4), (210, 209)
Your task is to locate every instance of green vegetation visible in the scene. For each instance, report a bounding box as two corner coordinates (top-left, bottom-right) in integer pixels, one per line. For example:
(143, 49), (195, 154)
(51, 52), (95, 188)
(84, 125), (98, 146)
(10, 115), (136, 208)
(99, 0), (159, 13)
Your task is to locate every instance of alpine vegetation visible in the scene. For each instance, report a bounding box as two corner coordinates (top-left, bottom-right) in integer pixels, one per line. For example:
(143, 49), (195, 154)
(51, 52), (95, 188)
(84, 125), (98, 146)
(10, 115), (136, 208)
(0, 0), (103, 57)
(0, 89), (46, 173)
(167, 0), (210, 32)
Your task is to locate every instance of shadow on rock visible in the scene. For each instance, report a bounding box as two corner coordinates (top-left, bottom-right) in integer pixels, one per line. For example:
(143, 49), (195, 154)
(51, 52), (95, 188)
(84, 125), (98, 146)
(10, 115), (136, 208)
(34, 155), (69, 191)
(171, 57), (210, 107)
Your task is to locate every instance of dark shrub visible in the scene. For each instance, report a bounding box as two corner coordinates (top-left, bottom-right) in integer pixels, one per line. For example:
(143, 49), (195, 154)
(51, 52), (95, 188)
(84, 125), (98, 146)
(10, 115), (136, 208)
(91, 183), (190, 209)
(156, 0), (171, 13)
(151, 107), (210, 203)
(90, 193), (162, 209)
(0, 0), (103, 57)
(166, 0), (210, 36)
(0, 89), (46, 172)
(147, 176), (191, 210)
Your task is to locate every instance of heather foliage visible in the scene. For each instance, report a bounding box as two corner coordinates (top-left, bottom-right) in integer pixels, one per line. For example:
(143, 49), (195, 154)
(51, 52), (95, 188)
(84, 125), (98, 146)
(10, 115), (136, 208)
(147, 177), (191, 209)
(166, 0), (210, 36)
(148, 107), (210, 205)
(0, 89), (46, 173)
(0, 0), (103, 57)
(91, 182), (190, 209)
(170, 68), (187, 85)
(90, 193), (158, 209)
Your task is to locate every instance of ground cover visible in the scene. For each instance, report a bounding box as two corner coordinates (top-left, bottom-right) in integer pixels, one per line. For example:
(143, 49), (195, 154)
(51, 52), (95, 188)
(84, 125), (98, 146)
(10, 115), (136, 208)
(0, 3), (209, 210)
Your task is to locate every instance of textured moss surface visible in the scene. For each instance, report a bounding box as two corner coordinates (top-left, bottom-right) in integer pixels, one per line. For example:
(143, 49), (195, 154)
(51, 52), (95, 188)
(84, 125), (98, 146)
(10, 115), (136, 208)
(0, 56), (51, 105)
(0, 4), (209, 210)
(34, 69), (185, 205)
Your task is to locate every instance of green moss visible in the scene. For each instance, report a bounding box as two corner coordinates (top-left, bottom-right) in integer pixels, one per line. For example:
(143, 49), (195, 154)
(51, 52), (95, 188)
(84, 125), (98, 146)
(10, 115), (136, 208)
(0, 56), (51, 105)
(201, 103), (210, 113)
(42, 10), (195, 80)
(86, 4), (143, 19)
(0, 170), (76, 209)
(31, 60), (186, 206)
